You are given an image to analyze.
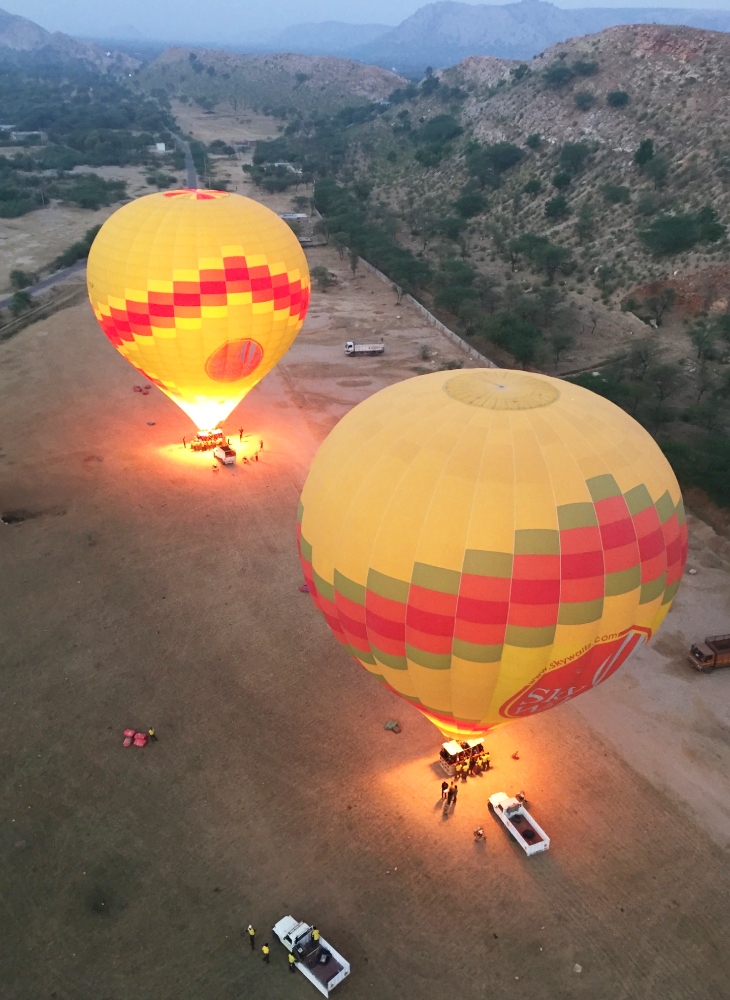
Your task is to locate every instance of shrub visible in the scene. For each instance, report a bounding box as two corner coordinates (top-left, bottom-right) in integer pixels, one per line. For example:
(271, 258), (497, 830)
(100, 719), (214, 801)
(416, 114), (462, 145)
(640, 214), (699, 254)
(544, 63), (574, 88)
(607, 90), (630, 108)
(552, 171), (572, 190)
(466, 141), (524, 187)
(634, 139), (655, 168)
(644, 154), (669, 188)
(486, 313), (543, 366)
(545, 194), (570, 219)
(10, 290), (32, 315)
(310, 265), (334, 292)
(523, 178), (542, 195)
(453, 191), (487, 217)
(575, 91), (595, 111)
(696, 205), (727, 242)
(559, 141), (591, 174)
(10, 268), (36, 289)
(51, 224), (102, 270)
(573, 60), (599, 77)
(603, 184), (630, 205)
(525, 133), (542, 150)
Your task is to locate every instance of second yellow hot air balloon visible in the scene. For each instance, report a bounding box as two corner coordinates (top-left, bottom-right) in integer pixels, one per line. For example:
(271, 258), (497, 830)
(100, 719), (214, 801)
(87, 189), (310, 431)
(298, 369), (687, 741)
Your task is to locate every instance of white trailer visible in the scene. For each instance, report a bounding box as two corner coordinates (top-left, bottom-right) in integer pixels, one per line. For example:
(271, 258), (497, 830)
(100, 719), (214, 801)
(489, 792), (550, 856)
(273, 916), (350, 996)
(345, 340), (384, 356)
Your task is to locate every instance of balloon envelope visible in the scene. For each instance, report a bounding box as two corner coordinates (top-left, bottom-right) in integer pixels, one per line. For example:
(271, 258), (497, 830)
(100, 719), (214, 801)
(298, 369), (687, 740)
(87, 189), (310, 430)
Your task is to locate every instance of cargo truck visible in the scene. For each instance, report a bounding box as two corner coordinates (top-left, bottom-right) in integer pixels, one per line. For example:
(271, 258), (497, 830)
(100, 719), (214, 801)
(345, 340), (384, 356)
(688, 635), (730, 672)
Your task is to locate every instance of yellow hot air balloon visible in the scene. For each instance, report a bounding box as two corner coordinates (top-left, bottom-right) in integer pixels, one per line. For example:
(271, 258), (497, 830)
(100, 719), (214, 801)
(298, 369), (687, 741)
(87, 189), (310, 431)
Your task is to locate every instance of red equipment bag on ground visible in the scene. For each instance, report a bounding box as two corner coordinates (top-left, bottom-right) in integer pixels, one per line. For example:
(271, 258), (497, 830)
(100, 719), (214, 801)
(123, 728), (136, 747)
(133, 732), (148, 747)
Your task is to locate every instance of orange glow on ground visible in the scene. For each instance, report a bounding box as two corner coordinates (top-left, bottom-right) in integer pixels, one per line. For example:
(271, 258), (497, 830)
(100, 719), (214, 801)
(157, 431), (265, 468)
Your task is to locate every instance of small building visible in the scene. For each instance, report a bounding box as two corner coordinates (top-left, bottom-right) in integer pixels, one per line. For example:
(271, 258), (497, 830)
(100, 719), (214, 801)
(155, 142), (166, 152)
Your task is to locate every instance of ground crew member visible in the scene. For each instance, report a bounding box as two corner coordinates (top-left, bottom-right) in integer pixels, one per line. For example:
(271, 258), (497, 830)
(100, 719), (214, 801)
(239, 427), (243, 442)
(148, 728), (157, 742)
(262, 943), (270, 963)
(312, 927), (320, 944)
(247, 924), (255, 950)
(441, 780), (448, 800)
(288, 952), (297, 973)
(484, 751), (491, 770)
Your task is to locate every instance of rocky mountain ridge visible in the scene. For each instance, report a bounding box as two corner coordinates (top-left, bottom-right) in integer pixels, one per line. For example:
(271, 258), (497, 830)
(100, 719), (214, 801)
(0, 7), (138, 73)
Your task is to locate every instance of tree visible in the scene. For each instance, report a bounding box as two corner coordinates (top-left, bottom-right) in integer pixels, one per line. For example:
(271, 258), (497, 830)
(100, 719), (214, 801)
(625, 338), (660, 380)
(349, 249), (359, 276)
(437, 216), (467, 241)
(544, 63), (574, 88)
(545, 194), (570, 220)
(486, 313), (542, 366)
(474, 273), (502, 312)
(573, 59), (599, 76)
(697, 205), (727, 243)
(607, 90), (630, 107)
(434, 285), (478, 314)
(691, 322), (718, 360)
(646, 362), (681, 401)
(634, 139), (655, 169)
(536, 285), (565, 325)
(453, 190), (486, 218)
(310, 265), (334, 292)
(640, 214), (699, 255)
(645, 287), (676, 325)
(458, 298), (484, 335)
(314, 219), (331, 244)
(552, 171), (571, 190)
(559, 141), (591, 174)
(549, 329), (575, 366)
(643, 153), (669, 189)
(332, 232), (348, 259)
(575, 91), (595, 111)
(575, 204), (595, 243)
(10, 290), (32, 316)
(525, 133), (541, 150)
(603, 184), (630, 205)
(535, 243), (573, 281)
(9, 269), (36, 289)
(523, 178), (541, 195)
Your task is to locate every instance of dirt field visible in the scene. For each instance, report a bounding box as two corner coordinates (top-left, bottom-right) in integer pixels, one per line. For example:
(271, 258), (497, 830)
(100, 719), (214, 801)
(0, 162), (184, 294)
(2, 109), (730, 1000)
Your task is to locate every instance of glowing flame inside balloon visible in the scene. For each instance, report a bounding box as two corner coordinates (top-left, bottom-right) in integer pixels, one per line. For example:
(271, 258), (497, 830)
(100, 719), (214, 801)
(87, 189), (310, 431)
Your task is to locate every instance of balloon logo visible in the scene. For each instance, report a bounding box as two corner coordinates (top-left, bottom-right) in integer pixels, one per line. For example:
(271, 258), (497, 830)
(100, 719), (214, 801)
(87, 189), (310, 431)
(298, 369), (687, 741)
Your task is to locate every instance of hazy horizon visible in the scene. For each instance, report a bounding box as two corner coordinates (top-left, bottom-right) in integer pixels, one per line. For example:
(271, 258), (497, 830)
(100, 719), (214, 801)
(6, 0), (730, 44)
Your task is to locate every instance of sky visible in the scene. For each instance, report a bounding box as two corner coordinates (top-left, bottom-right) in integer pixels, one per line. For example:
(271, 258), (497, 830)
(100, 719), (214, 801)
(5, 0), (730, 42)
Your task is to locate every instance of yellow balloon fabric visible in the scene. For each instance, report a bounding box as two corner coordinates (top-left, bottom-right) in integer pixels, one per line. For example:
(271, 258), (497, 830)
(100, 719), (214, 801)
(298, 369), (687, 740)
(87, 189), (310, 430)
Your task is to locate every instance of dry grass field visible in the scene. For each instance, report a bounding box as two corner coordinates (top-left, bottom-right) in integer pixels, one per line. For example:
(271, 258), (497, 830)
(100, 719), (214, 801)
(2, 108), (730, 1000)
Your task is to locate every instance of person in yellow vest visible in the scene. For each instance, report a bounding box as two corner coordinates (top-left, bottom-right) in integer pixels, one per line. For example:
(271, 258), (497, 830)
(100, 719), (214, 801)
(288, 952), (297, 973)
(312, 927), (320, 945)
(262, 943), (270, 964)
(484, 750), (491, 771)
(247, 924), (255, 950)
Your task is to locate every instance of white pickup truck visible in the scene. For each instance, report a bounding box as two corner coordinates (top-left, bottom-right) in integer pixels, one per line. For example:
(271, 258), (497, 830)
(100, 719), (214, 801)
(345, 340), (384, 356)
(489, 792), (550, 856)
(273, 916), (350, 996)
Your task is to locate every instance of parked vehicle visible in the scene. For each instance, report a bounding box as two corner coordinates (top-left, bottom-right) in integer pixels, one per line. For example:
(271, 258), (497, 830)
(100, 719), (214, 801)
(489, 792), (550, 856)
(688, 635), (730, 672)
(345, 340), (384, 356)
(213, 444), (236, 465)
(273, 916), (350, 997)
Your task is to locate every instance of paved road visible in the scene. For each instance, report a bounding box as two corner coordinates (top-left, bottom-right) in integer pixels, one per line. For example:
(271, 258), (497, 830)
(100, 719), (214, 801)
(173, 135), (199, 189)
(0, 258), (87, 311)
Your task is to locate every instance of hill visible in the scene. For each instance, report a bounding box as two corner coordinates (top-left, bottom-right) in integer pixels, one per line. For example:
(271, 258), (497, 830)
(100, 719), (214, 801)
(138, 48), (405, 115)
(0, 6), (138, 73)
(260, 23), (730, 504)
(315, 1), (730, 75)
